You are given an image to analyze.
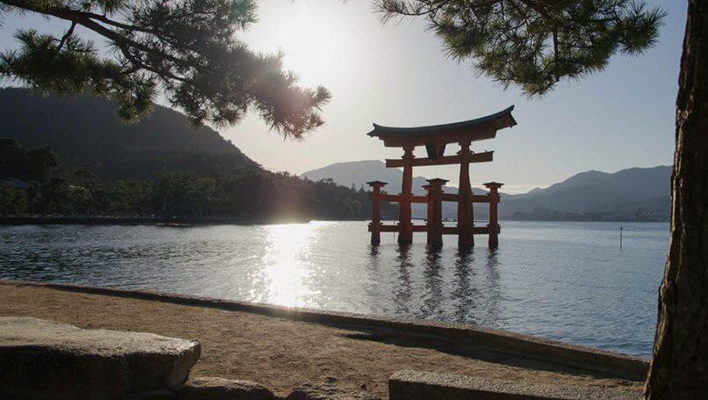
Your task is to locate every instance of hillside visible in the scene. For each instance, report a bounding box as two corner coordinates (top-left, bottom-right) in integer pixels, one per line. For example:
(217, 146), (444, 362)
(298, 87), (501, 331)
(302, 161), (672, 220)
(0, 88), (259, 180)
(501, 166), (671, 218)
(0, 89), (396, 221)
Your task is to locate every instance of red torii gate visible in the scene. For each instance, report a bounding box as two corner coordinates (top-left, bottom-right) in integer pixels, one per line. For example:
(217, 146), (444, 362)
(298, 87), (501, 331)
(366, 106), (517, 247)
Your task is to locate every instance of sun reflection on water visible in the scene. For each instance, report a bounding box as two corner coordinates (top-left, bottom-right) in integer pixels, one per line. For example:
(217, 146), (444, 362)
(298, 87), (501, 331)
(258, 223), (317, 307)
(0, 221), (669, 357)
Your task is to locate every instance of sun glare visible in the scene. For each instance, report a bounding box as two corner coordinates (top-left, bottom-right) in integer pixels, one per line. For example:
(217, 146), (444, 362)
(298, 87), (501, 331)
(260, 223), (316, 307)
(274, 6), (349, 86)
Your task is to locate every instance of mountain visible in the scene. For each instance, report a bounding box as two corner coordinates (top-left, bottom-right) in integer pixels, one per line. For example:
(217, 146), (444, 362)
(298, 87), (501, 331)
(0, 88), (395, 221)
(502, 166), (671, 218)
(304, 160), (446, 218)
(0, 88), (259, 180)
(301, 161), (672, 220)
(509, 167), (670, 202)
(302, 160), (459, 195)
(303, 160), (490, 219)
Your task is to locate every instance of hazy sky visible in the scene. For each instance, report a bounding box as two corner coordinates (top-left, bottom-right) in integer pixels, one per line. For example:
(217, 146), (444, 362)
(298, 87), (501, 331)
(0, 1), (686, 193)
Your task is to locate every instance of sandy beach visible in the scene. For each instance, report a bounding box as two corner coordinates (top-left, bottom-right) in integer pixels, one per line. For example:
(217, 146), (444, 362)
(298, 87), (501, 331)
(0, 281), (644, 398)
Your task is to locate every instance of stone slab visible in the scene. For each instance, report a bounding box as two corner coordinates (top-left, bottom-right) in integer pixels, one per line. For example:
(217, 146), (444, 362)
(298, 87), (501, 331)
(389, 370), (642, 400)
(178, 377), (275, 400)
(0, 317), (201, 400)
(285, 382), (381, 400)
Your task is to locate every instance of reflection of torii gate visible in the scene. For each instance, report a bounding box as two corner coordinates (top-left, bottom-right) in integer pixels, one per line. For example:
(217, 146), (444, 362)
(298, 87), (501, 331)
(366, 106), (517, 248)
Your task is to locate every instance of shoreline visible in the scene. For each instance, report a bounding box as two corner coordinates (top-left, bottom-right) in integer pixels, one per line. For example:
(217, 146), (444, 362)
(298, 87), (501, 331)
(0, 216), (312, 226)
(0, 216), (669, 226)
(0, 279), (648, 384)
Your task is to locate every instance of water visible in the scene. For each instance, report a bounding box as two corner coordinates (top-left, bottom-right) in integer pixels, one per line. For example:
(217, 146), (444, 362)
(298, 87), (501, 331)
(0, 221), (668, 358)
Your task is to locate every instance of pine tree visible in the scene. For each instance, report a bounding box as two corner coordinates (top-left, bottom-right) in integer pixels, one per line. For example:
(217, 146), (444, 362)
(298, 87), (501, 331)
(0, 0), (331, 138)
(377, 1), (707, 398)
(377, 0), (665, 96)
(644, 1), (707, 398)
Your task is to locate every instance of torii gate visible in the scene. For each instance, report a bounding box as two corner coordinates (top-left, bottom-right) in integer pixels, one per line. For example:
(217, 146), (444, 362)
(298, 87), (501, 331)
(366, 106), (517, 247)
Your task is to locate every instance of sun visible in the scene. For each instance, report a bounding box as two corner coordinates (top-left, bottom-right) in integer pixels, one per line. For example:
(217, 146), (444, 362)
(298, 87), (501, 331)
(274, 7), (347, 87)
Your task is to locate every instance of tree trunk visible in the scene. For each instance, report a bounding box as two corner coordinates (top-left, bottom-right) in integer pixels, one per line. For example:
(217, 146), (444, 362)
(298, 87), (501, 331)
(645, 0), (708, 398)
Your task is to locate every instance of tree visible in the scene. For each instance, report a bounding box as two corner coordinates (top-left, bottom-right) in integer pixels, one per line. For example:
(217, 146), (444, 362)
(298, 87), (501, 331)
(0, 136), (59, 181)
(644, 1), (707, 397)
(377, 0), (706, 398)
(149, 171), (207, 218)
(377, 0), (664, 96)
(0, 0), (330, 138)
(28, 172), (72, 215)
(0, 182), (27, 215)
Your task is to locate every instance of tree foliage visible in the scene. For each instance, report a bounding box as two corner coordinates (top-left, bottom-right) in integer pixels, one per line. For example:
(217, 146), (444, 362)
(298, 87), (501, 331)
(0, 140), (397, 220)
(0, 0), (330, 138)
(377, 0), (665, 95)
(0, 136), (59, 182)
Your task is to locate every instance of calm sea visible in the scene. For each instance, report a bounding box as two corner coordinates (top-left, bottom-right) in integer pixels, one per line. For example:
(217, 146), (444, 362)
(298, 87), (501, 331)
(0, 220), (668, 358)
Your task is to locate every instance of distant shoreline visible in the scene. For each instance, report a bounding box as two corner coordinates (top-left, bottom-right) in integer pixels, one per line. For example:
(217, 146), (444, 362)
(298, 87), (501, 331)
(0, 216), (312, 226)
(0, 216), (669, 226)
(502, 217), (669, 223)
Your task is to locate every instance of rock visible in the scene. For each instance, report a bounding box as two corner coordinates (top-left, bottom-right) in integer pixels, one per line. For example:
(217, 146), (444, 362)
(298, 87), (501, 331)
(178, 377), (276, 400)
(0, 317), (200, 400)
(285, 383), (380, 400)
(128, 390), (177, 400)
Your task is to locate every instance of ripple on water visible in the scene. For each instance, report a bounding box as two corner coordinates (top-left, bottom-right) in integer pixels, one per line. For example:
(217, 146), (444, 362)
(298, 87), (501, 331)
(0, 220), (668, 358)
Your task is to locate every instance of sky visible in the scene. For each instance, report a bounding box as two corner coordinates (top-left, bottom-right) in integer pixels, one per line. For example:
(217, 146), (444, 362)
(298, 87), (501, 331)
(0, 1), (687, 193)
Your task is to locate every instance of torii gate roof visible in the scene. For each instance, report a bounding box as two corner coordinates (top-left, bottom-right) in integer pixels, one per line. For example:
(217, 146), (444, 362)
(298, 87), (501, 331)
(367, 106), (517, 147)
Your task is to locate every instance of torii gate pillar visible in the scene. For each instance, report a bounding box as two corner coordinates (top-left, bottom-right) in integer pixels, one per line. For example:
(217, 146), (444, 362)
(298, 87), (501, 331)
(398, 145), (415, 244)
(485, 182), (503, 248)
(367, 181), (387, 245)
(457, 142), (474, 246)
(424, 178), (448, 248)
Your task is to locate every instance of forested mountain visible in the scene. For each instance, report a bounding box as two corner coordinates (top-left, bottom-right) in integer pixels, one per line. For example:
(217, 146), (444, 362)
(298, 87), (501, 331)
(0, 88), (258, 180)
(0, 89), (396, 220)
(501, 166), (671, 219)
(1, 88), (669, 222)
(302, 161), (671, 221)
(510, 166), (670, 204)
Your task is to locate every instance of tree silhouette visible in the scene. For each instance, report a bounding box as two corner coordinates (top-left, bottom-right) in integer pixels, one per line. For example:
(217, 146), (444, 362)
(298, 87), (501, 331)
(377, 0), (664, 96)
(0, 0), (330, 138)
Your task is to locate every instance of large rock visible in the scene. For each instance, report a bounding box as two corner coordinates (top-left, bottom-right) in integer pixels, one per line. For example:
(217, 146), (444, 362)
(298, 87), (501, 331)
(178, 377), (275, 400)
(0, 317), (201, 400)
(285, 383), (380, 400)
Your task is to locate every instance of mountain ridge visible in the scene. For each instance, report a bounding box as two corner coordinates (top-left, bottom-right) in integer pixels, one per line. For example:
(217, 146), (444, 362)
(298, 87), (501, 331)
(0, 88), (260, 180)
(301, 161), (672, 219)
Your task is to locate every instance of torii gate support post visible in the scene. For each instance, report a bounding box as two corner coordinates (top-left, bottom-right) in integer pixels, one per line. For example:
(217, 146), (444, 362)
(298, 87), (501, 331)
(398, 145), (415, 244)
(425, 178), (448, 248)
(368, 181), (387, 245)
(457, 141), (474, 246)
(484, 182), (503, 247)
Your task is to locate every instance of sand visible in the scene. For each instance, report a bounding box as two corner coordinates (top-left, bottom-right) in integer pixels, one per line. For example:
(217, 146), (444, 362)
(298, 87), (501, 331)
(0, 282), (643, 398)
